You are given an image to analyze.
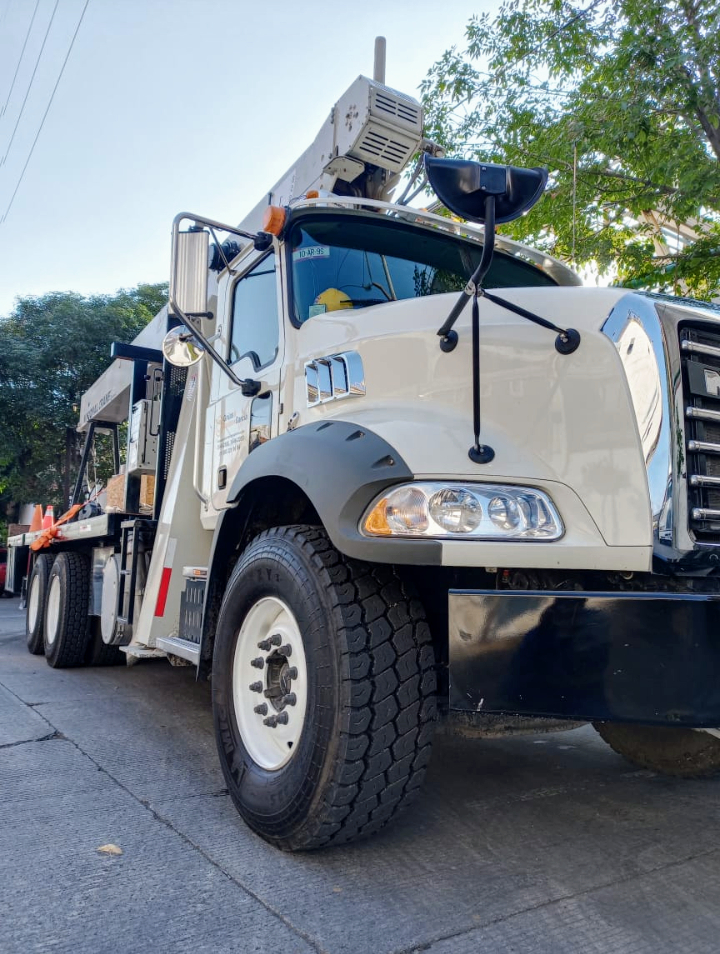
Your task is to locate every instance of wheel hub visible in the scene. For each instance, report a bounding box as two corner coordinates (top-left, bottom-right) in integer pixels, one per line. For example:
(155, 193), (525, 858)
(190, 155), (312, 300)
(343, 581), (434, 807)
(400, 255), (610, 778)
(232, 597), (308, 771)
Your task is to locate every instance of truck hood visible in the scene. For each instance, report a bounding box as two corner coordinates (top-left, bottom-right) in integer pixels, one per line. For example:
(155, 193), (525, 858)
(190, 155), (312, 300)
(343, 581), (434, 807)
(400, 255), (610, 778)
(290, 287), (667, 549)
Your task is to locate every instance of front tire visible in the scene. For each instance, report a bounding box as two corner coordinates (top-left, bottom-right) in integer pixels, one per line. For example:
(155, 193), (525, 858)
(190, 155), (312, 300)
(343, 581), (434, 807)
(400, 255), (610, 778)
(26, 554), (54, 655)
(594, 722), (720, 778)
(212, 526), (437, 851)
(43, 552), (93, 668)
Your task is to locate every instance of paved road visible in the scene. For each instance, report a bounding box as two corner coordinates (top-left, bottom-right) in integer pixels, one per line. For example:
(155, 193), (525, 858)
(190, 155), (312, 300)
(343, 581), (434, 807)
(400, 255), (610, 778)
(2, 596), (720, 954)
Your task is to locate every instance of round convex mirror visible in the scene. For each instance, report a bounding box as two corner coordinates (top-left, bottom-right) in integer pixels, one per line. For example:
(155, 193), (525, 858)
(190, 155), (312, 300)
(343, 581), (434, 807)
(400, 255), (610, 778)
(162, 327), (205, 367)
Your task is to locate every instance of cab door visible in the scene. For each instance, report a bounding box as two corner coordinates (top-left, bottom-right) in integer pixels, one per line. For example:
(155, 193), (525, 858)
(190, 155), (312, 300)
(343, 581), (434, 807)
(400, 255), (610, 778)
(205, 250), (283, 513)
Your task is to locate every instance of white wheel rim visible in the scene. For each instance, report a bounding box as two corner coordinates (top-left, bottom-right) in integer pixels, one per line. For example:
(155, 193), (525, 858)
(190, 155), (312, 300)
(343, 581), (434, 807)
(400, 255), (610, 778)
(45, 575), (61, 647)
(28, 573), (41, 631)
(232, 596), (308, 771)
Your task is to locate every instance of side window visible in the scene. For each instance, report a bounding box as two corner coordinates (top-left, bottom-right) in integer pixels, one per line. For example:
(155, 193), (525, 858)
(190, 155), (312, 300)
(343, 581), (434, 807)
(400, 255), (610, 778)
(229, 255), (279, 370)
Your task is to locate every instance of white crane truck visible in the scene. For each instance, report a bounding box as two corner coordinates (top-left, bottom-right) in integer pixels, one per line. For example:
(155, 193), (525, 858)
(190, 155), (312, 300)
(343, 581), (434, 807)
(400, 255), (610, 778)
(8, 49), (720, 851)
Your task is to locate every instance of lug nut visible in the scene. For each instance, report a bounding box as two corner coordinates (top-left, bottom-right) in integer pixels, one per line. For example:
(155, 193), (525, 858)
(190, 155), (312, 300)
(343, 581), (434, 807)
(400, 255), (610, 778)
(258, 635), (281, 650)
(275, 711), (289, 725)
(250, 657), (265, 669)
(278, 644), (292, 657)
(254, 703), (268, 716)
(283, 693), (297, 707)
(263, 715), (278, 728)
(287, 667), (298, 680)
(249, 681), (263, 693)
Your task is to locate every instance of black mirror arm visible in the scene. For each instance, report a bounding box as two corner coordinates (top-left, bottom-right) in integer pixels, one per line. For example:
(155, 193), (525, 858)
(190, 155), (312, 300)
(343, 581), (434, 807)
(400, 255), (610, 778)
(169, 294), (262, 393)
(437, 196), (497, 352)
(480, 291), (581, 355)
(435, 191), (580, 357)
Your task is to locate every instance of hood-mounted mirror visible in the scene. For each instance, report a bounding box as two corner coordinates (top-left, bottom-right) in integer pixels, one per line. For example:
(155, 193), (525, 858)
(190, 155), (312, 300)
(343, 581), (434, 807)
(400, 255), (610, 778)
(424, 156), (547, 225)
(425, 155), (580, 466)
(425, 154), (580, 357)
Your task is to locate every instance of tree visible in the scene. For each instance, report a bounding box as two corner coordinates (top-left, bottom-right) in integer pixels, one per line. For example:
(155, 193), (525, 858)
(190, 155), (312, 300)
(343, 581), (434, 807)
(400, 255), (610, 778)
(420, 0), (720, 297)
(0, 284), (167, 523)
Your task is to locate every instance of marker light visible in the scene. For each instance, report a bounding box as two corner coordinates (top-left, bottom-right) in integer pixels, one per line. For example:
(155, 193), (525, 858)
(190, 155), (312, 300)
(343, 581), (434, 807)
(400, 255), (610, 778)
(262, 205), (287, 236)
(362, 483), (563, 540)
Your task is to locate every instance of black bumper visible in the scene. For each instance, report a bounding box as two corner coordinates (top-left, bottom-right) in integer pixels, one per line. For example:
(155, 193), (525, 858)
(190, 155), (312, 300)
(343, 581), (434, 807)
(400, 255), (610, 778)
(449, 590), (720, 727)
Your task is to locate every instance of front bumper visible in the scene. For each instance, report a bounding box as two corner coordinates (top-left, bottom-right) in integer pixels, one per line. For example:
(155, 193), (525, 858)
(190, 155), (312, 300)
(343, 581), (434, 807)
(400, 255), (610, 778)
(449, 590), (720, 727)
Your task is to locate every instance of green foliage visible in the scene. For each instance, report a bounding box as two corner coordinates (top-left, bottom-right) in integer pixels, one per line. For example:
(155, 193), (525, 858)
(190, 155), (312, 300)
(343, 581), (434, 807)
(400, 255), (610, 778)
(421, 0), (720, 296)
(0, 284), (167, 519)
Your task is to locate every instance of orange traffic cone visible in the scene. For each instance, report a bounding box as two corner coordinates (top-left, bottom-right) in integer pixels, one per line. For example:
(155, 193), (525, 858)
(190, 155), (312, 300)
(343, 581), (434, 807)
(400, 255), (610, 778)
(42, 505), (55, 530)
(29, 505), (43, 533)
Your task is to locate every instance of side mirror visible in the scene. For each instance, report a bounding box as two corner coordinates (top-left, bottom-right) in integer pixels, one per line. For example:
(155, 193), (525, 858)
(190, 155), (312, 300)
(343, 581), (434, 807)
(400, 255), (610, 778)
(170, 228), (209, 316)
(162, 327), (205, 367)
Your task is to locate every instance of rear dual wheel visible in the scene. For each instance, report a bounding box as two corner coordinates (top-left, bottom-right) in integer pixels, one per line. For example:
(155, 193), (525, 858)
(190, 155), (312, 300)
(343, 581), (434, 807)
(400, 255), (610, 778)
(40, 551), (123, 668)
(212, 525), (437, 851)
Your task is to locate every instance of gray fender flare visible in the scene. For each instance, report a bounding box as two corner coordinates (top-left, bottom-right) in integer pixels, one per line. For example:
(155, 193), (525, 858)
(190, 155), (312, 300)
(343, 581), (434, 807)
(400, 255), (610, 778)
(225, 418), (441, 565)
(198, 419), (441, 677)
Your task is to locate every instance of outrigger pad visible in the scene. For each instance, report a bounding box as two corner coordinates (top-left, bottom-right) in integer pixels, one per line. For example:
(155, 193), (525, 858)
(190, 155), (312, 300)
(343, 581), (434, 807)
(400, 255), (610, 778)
(424, 156), (548, 224)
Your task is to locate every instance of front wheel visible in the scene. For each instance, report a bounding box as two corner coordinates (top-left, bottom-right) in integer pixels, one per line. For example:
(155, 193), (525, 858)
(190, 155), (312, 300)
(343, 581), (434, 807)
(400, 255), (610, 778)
(212, 526), (437, 851)
(594, 722), (720, 778)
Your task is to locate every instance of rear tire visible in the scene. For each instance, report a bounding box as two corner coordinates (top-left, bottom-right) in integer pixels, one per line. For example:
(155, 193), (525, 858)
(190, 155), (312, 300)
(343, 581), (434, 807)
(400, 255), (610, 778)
(594, 722), (720, 778)
(43, 552), (93, 669)
(212, 525), (437, 851)
(26, 554), (54, 655)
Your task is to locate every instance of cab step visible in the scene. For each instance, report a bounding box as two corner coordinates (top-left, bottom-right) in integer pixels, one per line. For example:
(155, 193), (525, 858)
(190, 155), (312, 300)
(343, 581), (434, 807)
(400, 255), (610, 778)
(155, 635), (200, 665)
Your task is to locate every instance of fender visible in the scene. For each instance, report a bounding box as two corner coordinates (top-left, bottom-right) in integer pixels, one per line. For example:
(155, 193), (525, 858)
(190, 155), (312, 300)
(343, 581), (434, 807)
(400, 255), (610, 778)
(198, 419), (441, 677)
(227, 418), (441, 565)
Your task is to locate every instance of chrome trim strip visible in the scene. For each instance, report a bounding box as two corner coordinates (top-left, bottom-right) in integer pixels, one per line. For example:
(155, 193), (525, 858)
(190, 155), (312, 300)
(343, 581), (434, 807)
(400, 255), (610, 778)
(687, 407), (720, 423)
(601, 294), (720, 562)
(690, 475), (720, 487)
(305, 363), (319, 405)
(688, 440), (720, 454)
(691, 509), (720, 521)
(305, 351), (366, 407)
(681, 340), (720, 360)
(602, 295), (677, 550)
(316, 359), (333, 403)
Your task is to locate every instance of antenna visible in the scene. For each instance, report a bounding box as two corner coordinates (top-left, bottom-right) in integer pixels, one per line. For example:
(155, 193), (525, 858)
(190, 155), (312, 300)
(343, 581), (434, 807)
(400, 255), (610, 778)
(373, 36), (386, 84)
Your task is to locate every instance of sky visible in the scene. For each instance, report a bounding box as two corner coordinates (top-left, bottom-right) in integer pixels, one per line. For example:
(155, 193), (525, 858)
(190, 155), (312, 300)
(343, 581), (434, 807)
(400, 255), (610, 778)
(0, 0), (492, 316)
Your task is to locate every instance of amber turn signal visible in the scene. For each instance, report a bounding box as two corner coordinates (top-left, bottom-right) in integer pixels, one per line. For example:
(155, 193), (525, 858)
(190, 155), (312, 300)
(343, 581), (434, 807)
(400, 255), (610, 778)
(262, 205), (287, 236)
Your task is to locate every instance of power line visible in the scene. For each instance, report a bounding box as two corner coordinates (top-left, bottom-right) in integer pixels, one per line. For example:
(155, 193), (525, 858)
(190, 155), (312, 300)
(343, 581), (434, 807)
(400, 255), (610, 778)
(1, 0), (90, 224)
(0, 0), (60, 166)
(1, 0), (41, 118)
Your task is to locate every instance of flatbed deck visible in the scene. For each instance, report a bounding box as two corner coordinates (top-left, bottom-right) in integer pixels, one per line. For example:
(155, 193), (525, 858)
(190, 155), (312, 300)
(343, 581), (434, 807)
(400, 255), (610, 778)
(8, 513), (128, 549)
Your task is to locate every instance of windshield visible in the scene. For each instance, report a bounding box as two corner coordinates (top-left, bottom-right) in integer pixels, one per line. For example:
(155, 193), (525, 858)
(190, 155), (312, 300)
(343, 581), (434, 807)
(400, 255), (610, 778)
(289, 213), (556, 324)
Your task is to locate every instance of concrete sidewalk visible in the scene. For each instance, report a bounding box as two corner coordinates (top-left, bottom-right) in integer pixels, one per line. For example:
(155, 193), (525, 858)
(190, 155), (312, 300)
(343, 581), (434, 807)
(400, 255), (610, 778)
(2, 595), (720, 954)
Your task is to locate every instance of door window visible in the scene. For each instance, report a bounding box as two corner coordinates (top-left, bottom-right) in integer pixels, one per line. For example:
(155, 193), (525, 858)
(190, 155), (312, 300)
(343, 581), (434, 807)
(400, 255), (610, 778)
(229, 255), (279, 370)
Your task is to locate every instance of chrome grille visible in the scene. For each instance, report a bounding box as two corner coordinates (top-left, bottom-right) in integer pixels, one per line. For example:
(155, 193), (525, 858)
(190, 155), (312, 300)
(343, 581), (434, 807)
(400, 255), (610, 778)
(681, 327), (720, 539)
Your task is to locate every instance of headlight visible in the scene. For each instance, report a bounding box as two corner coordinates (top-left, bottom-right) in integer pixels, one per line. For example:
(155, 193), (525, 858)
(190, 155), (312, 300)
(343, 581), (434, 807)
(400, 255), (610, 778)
(362, 482), (563, 540)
